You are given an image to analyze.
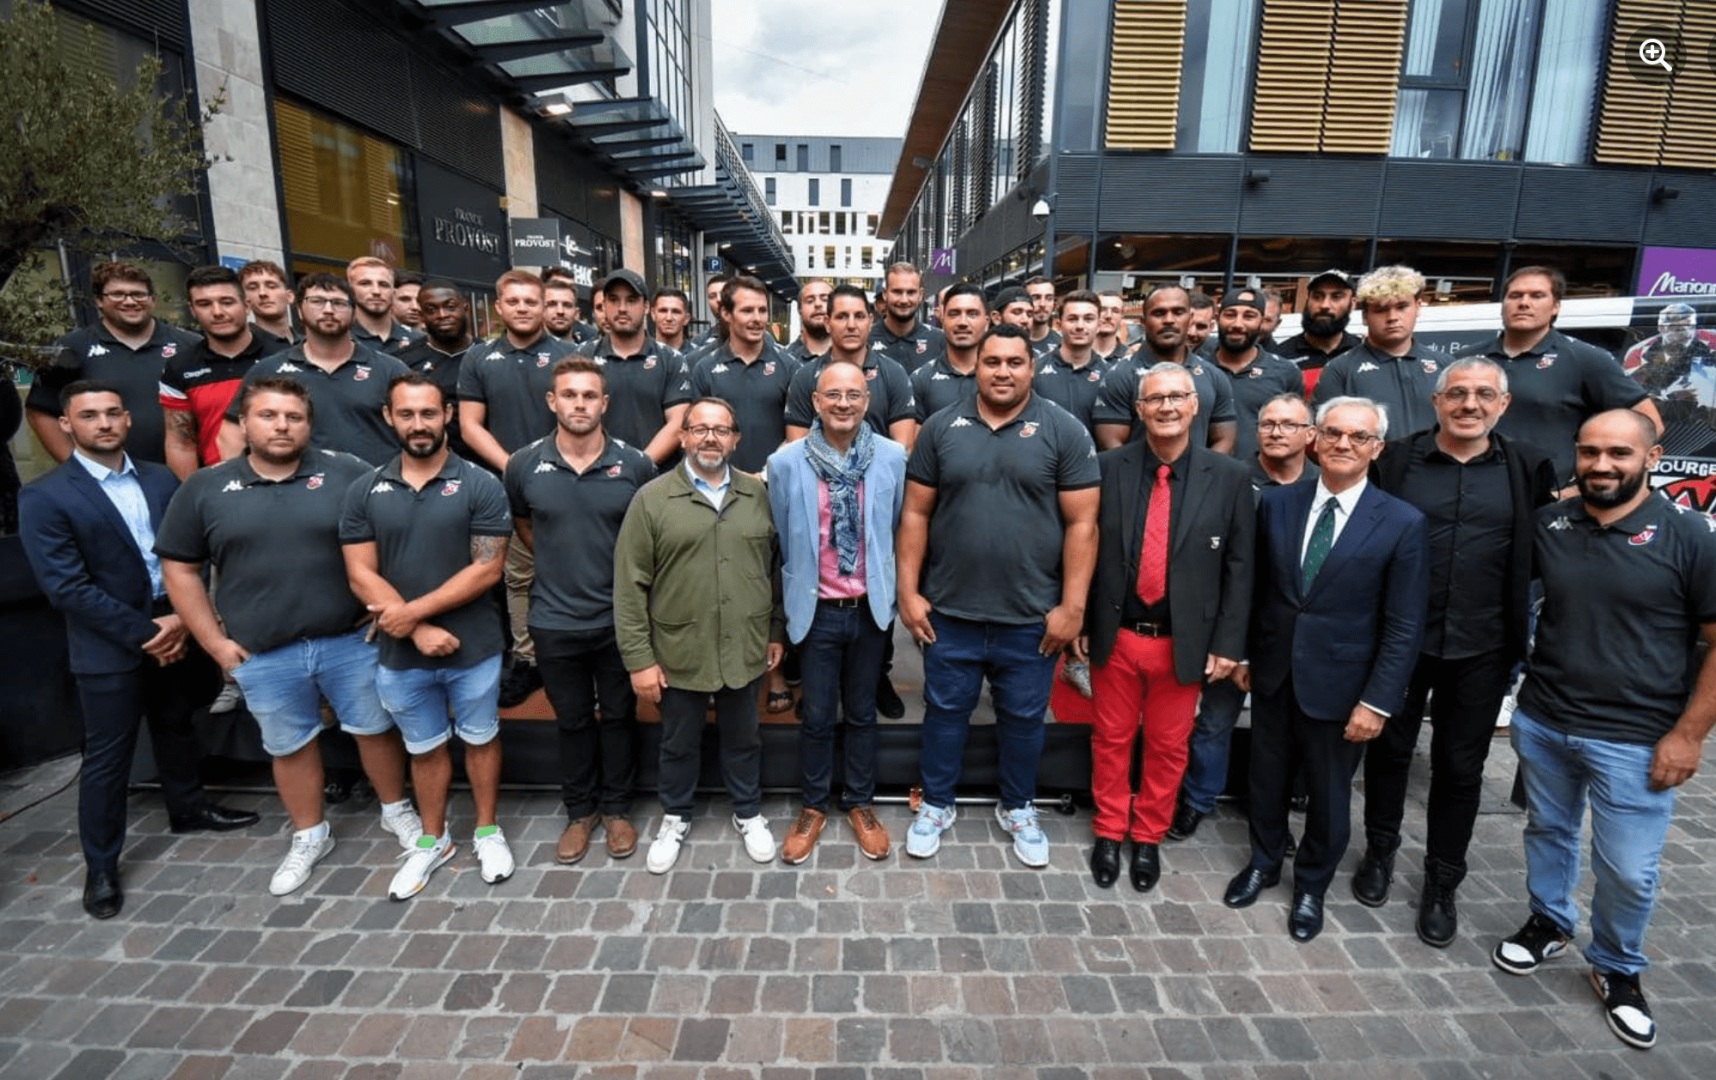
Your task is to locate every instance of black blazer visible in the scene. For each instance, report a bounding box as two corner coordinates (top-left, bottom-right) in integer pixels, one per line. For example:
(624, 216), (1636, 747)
(1371, 428), (1558, 664)
(1249, 478), (1429, 721)
(17, 457), (178, 675)
(1085, 441), (1255, 684)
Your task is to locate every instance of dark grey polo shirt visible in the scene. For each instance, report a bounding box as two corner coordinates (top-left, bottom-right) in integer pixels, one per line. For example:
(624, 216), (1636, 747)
(1247, 455), (1319, 502)
(785, 350), (916, 435)
(912, 355), (979, 423)
(28, 320), (203, 465)
(907, 392), (1100, 625)
(689, 340), (799, 473)
(1210, 350), (1308, 460)
(1275, 330), (1363, 371)
(456, 332), (572, 455)
(871, 319), (945, 375)
(1031, 350), (1113, 438)
(352, 320), (420, 356)
(338, 453), (511, 670)
(574, 334), (693, 451)
(153, 450), (371, 653)
(505, 434), (655, 632)
(396, 339), (471, 458)
(1092, 354), (1237, 450)
(226, 344), (409, 465)
(1459, 328), (1646, 481)
(1314, 341), (1452, 441)
(785, 338), (829, 364)
(1520, 494), (1716, 745)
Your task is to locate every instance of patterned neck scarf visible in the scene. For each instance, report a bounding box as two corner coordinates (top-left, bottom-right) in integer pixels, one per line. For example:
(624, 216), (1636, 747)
(803, 418), (874, 576)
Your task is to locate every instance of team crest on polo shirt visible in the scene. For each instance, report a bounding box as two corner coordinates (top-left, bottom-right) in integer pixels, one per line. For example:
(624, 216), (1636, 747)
(643, 356), (657, 370)
(537, 353), (552, 367)
(1191, 364), (1204, 375)
(764, 362), (776, 376)
(917, 341), (927, 354)
(161, 343), (177, 359)
(441, 479), (462, 497)
(353, 365), (371, 381)
(1247, 367), (1262, 379)
(1421, 359), (1439, 375)
(864, 367), (877, 380)
(306, 474), (324, 490)
(1088, 370), (1101, 382)
(88, 343), (109, 357)
(1020, 422), (1040, 438)
(1628, 525), (1658, 546)
(606, 464), (623, 477)
(1538, 354), (1557, 369)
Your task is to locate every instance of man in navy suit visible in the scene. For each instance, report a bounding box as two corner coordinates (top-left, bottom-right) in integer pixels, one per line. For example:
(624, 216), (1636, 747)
(18, 381), (258, 919)
(1225, 395), (1429, 942)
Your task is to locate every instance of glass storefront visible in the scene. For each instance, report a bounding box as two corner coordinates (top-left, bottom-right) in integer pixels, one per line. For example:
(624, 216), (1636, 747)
(275, 98), (420, 274)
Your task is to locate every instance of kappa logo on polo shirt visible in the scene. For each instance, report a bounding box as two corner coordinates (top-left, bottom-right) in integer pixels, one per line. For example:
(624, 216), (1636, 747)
(486, 350), (505, 361)
(353, 366), (371, 381)
(222, 479), (244, 493)
(441, 479), (462, 497)
(277, 362), (302, 372)
(372, 480), (396, 493)
(932, 371), (952, 381)
(534, 460), (556, 474)
(1020, 422), (1040, 439)
(950, 417), (974, 429)
(306, 474), (324, 490)
(1357, 362), (1380, 373)
(1039, 363), (1054, 375)
(88, 343), (109, 357)
(711, 364), (730, 374)
(1548, 516), (1572, 530)
(1538, 354), (1557, 369)
(1628, 525), (1658, 547)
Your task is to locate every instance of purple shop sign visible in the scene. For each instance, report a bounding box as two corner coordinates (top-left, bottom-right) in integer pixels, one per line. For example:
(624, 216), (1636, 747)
(929, 247), (956, 275)
(1637, 246), (1716, 298)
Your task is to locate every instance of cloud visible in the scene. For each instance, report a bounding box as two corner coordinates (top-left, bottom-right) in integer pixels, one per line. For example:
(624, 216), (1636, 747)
(708, 0), (940, 137)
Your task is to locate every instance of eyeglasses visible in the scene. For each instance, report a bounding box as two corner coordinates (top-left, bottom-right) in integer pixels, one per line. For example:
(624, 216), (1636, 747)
(1258, 421), (1307, 434)
(101, 290), (151, 302)
(1140, 392), (1193, 408)
(1317, 427), (1380, 448)
(302, 297), (352, 310)
(1436, 387), (1502, 404)
(686, 425), (734, 439)
(818, 390), (866, 404)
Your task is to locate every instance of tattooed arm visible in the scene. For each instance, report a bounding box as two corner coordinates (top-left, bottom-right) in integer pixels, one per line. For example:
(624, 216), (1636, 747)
(342, 533), (508, 640)
(163, 407), (201, 479)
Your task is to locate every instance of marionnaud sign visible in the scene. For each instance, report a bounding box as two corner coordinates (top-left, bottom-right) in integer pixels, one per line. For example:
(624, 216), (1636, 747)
(1637, 246), (1716, 298)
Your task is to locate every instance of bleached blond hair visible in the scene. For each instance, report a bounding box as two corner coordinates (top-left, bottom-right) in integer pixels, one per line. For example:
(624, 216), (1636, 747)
(1356, 265), (1425, 308)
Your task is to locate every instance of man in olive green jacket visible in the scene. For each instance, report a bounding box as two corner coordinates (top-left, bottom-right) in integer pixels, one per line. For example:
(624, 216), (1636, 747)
(615, 397), (785, 873)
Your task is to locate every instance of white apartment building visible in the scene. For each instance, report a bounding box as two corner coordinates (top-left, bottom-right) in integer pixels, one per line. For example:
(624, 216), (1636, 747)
(737, 135), (902, 291)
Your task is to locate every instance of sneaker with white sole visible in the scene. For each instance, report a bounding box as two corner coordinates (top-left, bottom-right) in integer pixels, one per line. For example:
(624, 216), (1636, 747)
(994, 803), (1050, 868)
(269, 828), (334, 896)
(380, 806), (424, 851)
(1491, 912), (1572, 975)
(733, 814), (776, 863)
(1590, 967), (1656, 1050)
(473, 827), (515, 884)
(905, 802), (957, 859)
(208, 681), (244, 715)
(646, 814), (691, 874)
(388, 834), (455, 901)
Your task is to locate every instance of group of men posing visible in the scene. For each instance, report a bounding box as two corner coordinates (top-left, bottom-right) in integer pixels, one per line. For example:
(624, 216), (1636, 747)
(16, 255), (1714, 1053)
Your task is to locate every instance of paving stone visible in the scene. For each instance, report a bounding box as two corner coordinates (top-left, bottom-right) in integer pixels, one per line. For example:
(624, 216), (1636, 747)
(284, 970), (354, 1009)
(49, 1048), (126, 1080)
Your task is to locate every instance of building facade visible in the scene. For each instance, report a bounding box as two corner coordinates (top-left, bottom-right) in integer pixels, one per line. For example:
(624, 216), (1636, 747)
(737, 135), (901, 291)
(882, 0), (1716, 308)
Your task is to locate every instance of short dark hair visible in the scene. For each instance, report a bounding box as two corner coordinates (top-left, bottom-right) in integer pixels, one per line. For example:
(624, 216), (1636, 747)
(653, 287), (690, 308)
(1188, 292), (1216, 312)
(418, 277), (462, 297)
(91, 262), (152, 297)
(682, 396), (740, 432)
(238, 260), (290, 287)
(239, 376), (314, 420)
(1023, 275), (1052, 290)
(185, 264), (242, 297)
(1058, 289), (1100, 313)
(943, 282), (984, 307)
(1142, 282), (1190, 306)
(296, 272), (354, 304)
(1505, 265), (1566, 301)
(386, 371), (448, 409)
(722, 276), (769, 313)
(541, 265), (578, 286)
(550, 355), (607, 388)
(58, 379), (124, 411)
(979, 323), (1032, 353)
(829, 283), (872, 311)
(394, 270), (424, 289)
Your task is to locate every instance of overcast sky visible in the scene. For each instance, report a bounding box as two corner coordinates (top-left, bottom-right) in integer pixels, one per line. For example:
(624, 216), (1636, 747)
(708, 0), (941, 138)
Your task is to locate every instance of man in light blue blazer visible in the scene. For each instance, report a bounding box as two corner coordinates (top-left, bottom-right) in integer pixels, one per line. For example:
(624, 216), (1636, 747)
(766, 359), (907, 864)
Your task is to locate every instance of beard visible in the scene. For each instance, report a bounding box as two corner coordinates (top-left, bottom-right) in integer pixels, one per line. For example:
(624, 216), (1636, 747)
(1576, 467), (1647, 508)
(1304, 311), (1351, 338)
(401, 430), (447, 458)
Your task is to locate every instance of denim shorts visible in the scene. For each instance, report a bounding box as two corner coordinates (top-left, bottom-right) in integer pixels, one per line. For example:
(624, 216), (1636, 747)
(230, 629), (393, 756)
(374, 654), (504, 755)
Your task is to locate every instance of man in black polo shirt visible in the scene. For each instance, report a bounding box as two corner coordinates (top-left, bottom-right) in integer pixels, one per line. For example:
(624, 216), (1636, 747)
(1023, 276), (1060, 354)
(542, 267), (598, 345)
(870, 262), (945, 375)
(346, 257), (419, 355)
(1032, 290), (1113, 440)
(1093, 290), (1129, 364)
(1457, 265), (1660, 487)
(1361, 357), (1557, 946)
(162, 265), (282, 479)
(575, 269), (692, 465)
(787, 279), (832, 363)
(1492, 409), (1716, 1051)
(786, 284), (917, 446)
(507, 357), (655, 865)
(27, 261), (202, 467)
(912, 283), (984, 422)
(690, 275), (798, 474)
(394, 279), (474, 459)
(341, 374), (515, 900)
(1314, 266), (1451, 439)
(1203, 288), (1303, 460)
(1094, 284), (1237, 454)
(992, 286), (1034, 332)
(1186, 292), (1217, 358)
(157, 377), (419, 897)
(898, 323), (1100, 868)
(651, 287), (691, 353)
(1274, 270), (1362, 393)
(220, 273), (410, 465)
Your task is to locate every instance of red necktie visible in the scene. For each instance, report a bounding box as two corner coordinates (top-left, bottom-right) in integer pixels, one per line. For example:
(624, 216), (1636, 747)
(1137, 464), (1170, 606)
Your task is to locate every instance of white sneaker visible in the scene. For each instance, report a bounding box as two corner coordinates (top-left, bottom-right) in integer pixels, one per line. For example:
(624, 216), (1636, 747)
(270, 828), (334, 896)
(473, 827), (515, 884)
(388, 835), (454, 901)
(209, 682), (244, 715)
(380, 806), (424, 851)
(646, 814), (691, 874)
(733, 814), (776, 863)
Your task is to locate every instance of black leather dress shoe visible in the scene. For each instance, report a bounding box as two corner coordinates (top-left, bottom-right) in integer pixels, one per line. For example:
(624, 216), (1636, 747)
(83, 869), (123, 919)
(1166, 804), (1204, 842)
(875, 680), (906, 720)
(1089, 837), (1122, 888)
(168, 804), (261, 834)
(1351, 848), (1395, 907)
(1289, 890), (1325, 942)
(1223, 865), (1281, 908)
(1130, 841), (1160, 893)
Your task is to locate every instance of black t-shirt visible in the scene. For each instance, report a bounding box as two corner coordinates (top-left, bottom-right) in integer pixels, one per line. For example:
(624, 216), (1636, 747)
(785, 350), (916, 436)
(153, 451), (372, 653)
(1393, 440), (1512, 659)
(911, 356), (979, 423)
(226, 345), (410, 465)
(338, 453), (512, 670)
(505, 434), (655, 632)
(689, 340), (799, 474)
(1520, 494), (1716, 744)
(456, 332), (573, 455)
(870, 320), (945, 375)
(907, 392), (1100, 624)
(1314, 342), (1452, 442)
(28, 320), (203, 465)
(574, 334), (692, 451)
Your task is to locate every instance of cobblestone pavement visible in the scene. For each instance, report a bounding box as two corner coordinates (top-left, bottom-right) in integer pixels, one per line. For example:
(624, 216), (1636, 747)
(2, 729), (1715, 1080)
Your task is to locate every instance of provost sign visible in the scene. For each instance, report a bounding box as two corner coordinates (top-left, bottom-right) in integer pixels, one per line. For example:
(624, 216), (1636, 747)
(416, 161), (505, 282)
(510, 218), (562, 267)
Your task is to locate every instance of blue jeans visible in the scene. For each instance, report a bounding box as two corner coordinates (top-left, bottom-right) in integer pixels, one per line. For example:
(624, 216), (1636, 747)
(1512, 707), (1676, 976)
(1182, 677), (1246, 813)
(798, 601), (889, 810)
(231, 630), (393, 756)
(375, 654), (504, 755)
(919, 612), (1053, 811)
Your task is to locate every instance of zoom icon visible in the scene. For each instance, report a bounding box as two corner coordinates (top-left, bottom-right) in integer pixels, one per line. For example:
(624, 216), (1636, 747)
(1624, 27), (1682, 86)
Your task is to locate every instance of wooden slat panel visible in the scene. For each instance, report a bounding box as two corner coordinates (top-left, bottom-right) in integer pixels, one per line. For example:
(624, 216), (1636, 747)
(1323, 0), (1408, 153)
(1595, 0), (1680, 164)
(1661, 3), (1716, 168)
(1250, 0), (1336, 151)
(1104, 0), (1188, 149)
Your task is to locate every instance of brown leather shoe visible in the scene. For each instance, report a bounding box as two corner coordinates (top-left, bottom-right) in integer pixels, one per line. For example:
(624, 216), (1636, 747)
(557, 813), (599, 864)
(604, 815), (638, 859)
(781, 807), (826, 865)
(847, 805), (891, 861)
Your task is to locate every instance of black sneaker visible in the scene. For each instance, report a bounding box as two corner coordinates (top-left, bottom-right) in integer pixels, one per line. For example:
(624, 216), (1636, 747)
(1491, 912), (1571, 975)
(499, 661), (542, 707)
(1590, 967), (1655, 1049)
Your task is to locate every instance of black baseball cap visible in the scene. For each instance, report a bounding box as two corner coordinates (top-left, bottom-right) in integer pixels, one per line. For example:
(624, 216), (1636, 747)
(598, 268), (647, 297)
(1307, 269), (1354, 292)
